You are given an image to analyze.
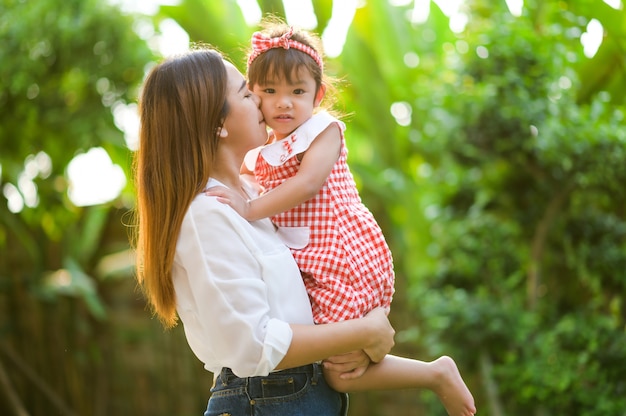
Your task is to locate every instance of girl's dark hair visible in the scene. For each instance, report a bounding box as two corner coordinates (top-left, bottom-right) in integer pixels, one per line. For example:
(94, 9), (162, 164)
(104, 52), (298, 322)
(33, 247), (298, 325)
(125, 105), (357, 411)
(247, 18), (341, 112)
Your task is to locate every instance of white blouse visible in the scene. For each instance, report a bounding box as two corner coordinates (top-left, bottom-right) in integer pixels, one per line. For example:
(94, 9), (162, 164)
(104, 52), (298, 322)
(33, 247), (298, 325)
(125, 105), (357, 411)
(172, 179), (315, 377)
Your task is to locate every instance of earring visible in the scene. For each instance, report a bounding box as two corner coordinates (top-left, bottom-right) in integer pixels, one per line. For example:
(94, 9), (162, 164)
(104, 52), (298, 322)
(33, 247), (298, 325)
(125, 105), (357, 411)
(217, 127), (228, 138)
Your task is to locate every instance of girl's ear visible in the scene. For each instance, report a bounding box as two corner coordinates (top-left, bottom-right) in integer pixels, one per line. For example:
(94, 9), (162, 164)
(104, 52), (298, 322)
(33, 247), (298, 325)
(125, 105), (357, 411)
(314, 84), (326, 107)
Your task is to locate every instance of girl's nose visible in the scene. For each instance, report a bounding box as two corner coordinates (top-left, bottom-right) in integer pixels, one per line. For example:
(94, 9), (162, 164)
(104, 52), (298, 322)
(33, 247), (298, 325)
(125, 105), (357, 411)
(276, 95), (292, 108)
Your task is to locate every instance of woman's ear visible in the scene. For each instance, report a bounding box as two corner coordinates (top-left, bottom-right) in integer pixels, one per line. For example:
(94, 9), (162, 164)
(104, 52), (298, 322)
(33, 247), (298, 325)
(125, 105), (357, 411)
(314, 84), (326, 107)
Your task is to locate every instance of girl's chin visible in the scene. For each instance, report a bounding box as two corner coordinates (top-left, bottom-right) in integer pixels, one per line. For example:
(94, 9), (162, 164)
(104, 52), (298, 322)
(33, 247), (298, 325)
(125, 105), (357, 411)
(268, 127), (295, 139)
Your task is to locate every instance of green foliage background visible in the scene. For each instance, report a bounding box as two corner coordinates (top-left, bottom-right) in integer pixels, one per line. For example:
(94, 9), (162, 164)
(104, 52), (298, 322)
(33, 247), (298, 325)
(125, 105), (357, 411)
(1, 0), (624, 415)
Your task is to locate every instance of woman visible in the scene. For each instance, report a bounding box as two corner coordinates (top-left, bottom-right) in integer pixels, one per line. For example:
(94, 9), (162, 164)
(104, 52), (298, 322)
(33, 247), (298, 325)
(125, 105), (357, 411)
(132, 47), (395, 415)
(206, 23), (476, 416)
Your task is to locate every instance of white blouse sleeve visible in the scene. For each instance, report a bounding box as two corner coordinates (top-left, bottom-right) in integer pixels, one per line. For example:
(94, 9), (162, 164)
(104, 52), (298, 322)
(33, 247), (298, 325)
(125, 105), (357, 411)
(172, 194), (301, 377)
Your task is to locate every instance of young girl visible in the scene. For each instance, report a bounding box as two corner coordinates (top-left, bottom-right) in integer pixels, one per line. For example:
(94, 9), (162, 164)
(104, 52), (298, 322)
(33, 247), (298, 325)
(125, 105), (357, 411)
(206, 21), (476, 416)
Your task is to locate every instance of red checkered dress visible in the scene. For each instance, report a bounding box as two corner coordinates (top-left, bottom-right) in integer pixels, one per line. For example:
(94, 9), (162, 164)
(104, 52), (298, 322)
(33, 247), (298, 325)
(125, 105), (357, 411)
(253, 112), (395, 324)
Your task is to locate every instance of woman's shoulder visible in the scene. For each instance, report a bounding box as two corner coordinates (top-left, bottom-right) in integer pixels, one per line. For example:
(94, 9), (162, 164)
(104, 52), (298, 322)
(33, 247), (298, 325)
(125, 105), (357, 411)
(186, 181), (242, 226)
(184, 195), (234, 238)
(184, 180), (272, 238)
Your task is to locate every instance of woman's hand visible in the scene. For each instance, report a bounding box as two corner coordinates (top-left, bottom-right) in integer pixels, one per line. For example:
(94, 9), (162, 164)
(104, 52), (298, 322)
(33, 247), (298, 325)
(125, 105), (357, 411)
(323, 350), (370, 380)
(362, 307), (395, 363)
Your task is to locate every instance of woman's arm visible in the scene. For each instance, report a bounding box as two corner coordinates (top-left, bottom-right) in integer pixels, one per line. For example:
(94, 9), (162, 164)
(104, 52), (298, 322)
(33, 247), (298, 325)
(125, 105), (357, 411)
(205, 123), (341, 221)
(177, 195), (393, 376)
(276, 307), (395, 371)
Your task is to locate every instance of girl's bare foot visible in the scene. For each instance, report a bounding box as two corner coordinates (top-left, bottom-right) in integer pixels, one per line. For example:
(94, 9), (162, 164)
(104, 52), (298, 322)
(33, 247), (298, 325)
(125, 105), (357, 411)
(430, 355), (476, 416)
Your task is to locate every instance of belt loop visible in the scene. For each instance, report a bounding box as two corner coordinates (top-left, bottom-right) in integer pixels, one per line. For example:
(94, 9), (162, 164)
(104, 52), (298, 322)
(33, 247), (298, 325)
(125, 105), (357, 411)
(311, 362), (319, 385)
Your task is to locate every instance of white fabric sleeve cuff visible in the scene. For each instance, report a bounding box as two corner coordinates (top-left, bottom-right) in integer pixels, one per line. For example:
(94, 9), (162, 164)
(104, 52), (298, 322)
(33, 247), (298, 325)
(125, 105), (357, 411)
(253, 318), (293, 376)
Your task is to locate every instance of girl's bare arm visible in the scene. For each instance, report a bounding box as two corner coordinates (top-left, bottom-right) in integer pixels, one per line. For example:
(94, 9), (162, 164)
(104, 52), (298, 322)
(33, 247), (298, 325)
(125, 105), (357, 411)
(206, 123), (341, 220)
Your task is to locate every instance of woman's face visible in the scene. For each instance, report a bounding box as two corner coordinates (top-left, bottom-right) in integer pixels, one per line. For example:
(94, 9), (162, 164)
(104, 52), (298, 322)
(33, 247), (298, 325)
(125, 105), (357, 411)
(221, 62), (268, 151)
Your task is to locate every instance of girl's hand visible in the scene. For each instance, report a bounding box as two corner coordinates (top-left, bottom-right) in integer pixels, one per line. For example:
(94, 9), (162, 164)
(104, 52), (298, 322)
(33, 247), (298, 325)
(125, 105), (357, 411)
(323, 350), (370, 380)
(362, 307), (395, 363)
(205, 186), (250, 219)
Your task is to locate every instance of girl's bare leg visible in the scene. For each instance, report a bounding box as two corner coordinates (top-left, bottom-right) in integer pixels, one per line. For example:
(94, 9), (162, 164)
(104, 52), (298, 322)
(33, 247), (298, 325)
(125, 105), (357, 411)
(324, 354), (476, 416)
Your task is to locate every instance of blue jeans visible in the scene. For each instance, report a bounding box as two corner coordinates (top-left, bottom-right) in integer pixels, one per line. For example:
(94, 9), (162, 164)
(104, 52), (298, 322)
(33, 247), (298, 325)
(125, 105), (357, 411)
(204, 363), (349, 416)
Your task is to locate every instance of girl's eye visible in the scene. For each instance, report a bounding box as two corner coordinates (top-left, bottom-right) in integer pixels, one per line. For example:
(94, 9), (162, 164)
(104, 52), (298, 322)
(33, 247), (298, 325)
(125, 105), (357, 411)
(263, 88), (275, 94)
(294, 89), (305, 95)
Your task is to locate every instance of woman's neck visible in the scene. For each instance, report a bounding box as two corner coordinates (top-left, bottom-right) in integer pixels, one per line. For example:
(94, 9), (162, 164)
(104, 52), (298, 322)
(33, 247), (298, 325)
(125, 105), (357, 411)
(211, 149), (245, 191)
(210, 169), (241, 190)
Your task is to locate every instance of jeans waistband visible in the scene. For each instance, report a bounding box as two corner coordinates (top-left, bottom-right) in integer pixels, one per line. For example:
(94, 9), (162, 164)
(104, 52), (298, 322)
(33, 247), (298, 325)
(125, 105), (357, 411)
(219, 363), (320, 385)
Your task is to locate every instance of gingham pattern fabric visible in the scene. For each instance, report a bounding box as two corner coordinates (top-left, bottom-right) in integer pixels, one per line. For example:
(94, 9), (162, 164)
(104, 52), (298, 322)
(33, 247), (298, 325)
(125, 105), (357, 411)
(247, 27), (324, 71)
(254, 116), (395, 324)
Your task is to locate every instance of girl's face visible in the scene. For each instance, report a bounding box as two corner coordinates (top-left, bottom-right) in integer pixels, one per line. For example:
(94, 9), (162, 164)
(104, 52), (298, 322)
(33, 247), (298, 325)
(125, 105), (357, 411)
(221, 62), (268, 152)
(251, 67), (324, 141)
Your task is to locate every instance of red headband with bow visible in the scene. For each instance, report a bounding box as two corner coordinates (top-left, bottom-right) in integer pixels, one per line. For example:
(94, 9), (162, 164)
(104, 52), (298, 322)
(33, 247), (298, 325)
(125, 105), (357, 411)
(247, 27), (324, 71)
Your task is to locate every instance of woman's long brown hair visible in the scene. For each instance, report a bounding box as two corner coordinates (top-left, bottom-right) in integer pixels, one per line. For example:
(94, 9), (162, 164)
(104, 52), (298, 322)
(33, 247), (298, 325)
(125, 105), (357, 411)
(133, 48), (228, 327)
